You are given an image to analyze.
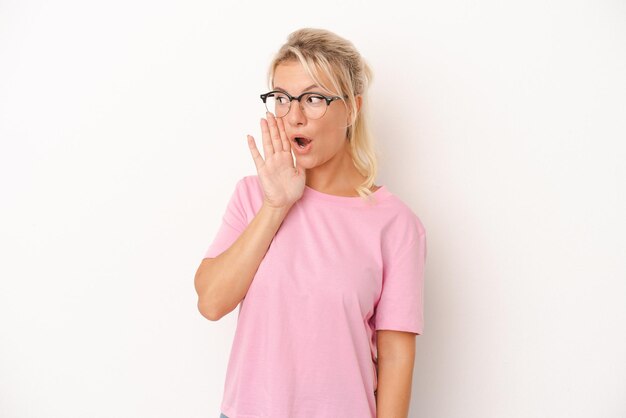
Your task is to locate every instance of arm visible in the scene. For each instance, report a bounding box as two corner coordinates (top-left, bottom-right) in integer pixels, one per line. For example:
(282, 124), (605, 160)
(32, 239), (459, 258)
(194, 203), (291, 320)
(195, 111), (304, 321)
(375, 330), (417, 418)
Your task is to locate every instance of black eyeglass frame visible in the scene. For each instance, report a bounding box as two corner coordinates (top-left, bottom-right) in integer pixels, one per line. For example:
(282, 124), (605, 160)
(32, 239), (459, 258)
(260, 90), (348, 118)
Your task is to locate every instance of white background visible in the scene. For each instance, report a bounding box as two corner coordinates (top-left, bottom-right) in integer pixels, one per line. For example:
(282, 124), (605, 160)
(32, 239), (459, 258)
(1, 0), (625, 417)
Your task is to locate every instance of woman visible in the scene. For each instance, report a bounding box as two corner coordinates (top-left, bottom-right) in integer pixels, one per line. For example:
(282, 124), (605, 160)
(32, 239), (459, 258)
(195, 28), (427, 418)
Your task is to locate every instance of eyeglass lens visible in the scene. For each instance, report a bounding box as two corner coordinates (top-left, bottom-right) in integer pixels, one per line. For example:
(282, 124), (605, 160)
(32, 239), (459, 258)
(265, 92), (328, 119)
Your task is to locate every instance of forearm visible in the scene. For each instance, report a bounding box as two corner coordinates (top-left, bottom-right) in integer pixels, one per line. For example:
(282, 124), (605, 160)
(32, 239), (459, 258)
(375, 356), (415, 418)
(194, 203), (291, 320)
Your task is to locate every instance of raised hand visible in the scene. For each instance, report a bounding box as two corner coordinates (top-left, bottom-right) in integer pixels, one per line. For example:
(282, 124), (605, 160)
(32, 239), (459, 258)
(247, 112), (306, 210)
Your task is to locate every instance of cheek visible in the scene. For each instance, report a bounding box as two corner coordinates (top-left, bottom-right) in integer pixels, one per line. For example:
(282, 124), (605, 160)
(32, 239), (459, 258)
(312, 111), (348, 142)
(318, 125), (344, 145)
(323, 114), (348, 133)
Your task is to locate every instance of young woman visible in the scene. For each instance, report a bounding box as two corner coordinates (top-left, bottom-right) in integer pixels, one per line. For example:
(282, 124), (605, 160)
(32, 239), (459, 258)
(195, 28), (427, 418)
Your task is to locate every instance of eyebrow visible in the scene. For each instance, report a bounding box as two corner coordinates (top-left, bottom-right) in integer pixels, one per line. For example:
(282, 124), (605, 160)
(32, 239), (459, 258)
(273, 84), (322, 94)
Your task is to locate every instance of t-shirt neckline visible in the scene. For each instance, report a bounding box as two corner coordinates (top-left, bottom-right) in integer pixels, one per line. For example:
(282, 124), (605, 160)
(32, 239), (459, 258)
(302, 184), (391, 207)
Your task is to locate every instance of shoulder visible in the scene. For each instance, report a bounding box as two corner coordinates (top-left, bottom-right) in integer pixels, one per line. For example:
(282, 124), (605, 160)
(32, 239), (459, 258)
(229, 174), (261, 195)
(379, 191), (426, 256)
(383, 192), (426, 237)
(229, 174), (265, 212)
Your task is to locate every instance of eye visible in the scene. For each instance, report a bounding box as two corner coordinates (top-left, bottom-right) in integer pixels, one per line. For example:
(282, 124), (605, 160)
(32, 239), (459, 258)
(274, 93), (289, 105)
(305, 94), (325, 105)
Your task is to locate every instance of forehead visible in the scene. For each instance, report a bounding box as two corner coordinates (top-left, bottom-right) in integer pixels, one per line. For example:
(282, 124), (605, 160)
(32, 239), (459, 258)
(272, 61), (332, 94)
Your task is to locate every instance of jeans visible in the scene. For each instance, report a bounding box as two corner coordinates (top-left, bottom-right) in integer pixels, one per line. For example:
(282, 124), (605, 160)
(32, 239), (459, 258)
(220, 413), (228, 418)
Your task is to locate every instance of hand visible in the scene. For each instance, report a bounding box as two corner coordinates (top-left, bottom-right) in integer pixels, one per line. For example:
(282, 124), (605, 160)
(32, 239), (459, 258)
(247, 112), (306, 210)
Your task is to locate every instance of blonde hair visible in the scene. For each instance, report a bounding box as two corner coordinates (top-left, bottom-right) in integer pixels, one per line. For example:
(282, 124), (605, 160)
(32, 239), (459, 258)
(266, 28), (379, 200)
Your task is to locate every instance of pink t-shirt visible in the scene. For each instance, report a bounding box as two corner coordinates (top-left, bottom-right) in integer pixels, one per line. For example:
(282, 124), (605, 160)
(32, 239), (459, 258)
(203, 175), (427, 418)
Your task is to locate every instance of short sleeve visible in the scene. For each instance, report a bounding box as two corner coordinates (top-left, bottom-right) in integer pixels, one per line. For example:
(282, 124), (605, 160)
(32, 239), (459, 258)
(202, 178), (248, 259)
(375, 230), (427, 334)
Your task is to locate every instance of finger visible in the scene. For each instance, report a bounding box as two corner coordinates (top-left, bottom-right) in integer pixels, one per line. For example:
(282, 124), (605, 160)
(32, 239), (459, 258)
(247, 135), (264, 171)
(276, 116), (291, 152)
(260, 118), (274, 158)
(266, 111), (284, 153)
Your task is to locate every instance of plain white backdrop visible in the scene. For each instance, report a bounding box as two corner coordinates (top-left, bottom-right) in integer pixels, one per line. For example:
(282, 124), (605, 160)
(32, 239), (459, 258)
(1, 0), (625, 417)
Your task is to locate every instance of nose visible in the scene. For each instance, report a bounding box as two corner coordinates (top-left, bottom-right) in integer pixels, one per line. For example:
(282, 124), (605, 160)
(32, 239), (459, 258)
(285, 98), (307, 126)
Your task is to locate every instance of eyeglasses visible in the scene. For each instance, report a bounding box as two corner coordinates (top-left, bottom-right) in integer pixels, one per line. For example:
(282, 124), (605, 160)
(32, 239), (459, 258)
(260, 90), (346, 119)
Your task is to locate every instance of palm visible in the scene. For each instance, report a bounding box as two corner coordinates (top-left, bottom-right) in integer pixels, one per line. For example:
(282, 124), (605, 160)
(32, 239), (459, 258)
(247, 113), (306, 209)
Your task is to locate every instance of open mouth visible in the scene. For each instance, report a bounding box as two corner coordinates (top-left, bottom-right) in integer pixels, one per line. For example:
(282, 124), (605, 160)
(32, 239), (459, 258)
(294, 137), (312, 148)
